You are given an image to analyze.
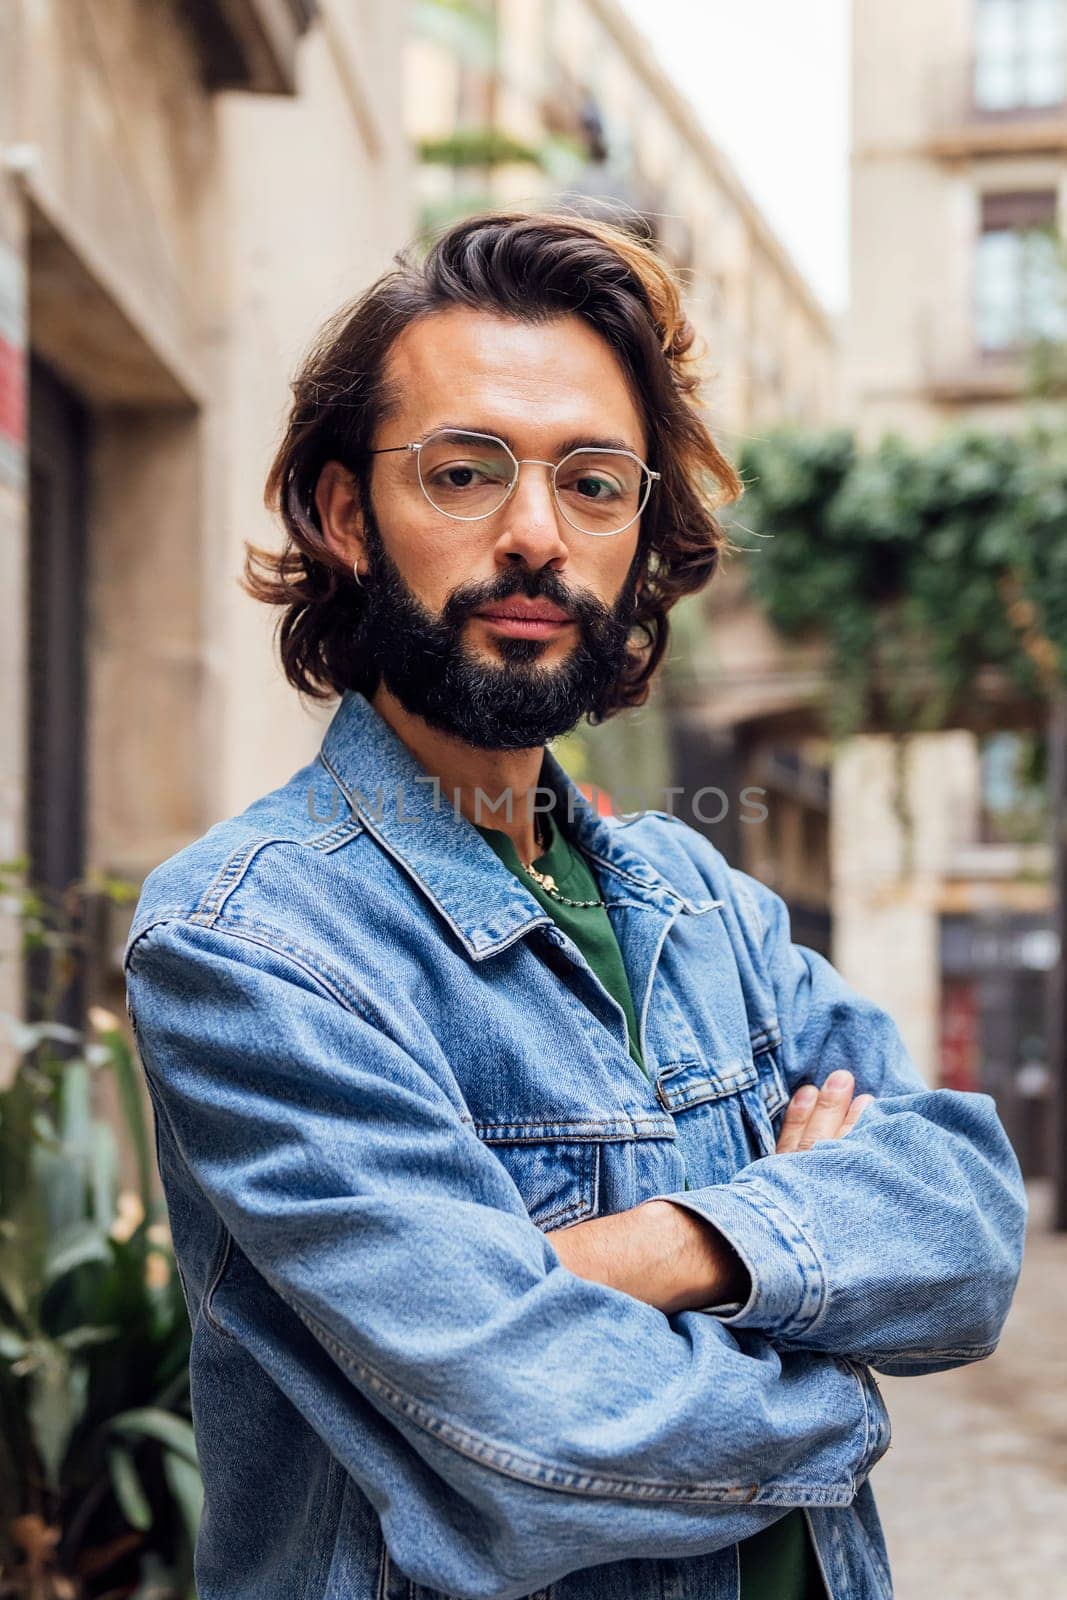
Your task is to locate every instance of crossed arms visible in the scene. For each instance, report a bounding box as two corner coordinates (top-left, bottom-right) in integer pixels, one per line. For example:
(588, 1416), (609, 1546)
(123, 865), (1026, 1600)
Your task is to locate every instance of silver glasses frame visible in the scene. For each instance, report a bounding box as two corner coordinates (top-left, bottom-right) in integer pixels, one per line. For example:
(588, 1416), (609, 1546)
(366, 427), (660, 537)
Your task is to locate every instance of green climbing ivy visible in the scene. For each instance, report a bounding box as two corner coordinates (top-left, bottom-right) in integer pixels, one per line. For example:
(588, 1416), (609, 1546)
(417, 127), (546, 169)
(733, 424), (1067, 742)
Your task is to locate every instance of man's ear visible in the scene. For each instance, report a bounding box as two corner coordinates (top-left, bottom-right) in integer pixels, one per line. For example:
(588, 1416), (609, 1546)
(314, 460), (366, 571)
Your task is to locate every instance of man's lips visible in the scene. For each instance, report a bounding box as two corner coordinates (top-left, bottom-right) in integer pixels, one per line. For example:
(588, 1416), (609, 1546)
(473, 601), (575, 637)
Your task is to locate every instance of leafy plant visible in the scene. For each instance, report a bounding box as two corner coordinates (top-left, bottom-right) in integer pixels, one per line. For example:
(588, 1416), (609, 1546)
(0, 858), (199, 1599)
(735, 424), (1067, 741)
(417, 127), (546, 169)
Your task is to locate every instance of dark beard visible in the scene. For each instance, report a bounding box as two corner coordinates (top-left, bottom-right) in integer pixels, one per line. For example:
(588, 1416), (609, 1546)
(355, 504), (642, 750)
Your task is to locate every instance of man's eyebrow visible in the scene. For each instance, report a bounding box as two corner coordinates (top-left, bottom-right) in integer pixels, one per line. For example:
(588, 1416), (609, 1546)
(430, 423), (643, 457)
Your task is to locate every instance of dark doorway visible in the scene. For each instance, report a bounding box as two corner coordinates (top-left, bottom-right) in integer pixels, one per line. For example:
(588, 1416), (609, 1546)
(24, 355), (91, 1029)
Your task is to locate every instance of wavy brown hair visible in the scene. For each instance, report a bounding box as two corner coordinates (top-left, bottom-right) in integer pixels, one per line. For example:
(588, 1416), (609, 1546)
(246, 208), (742, 717)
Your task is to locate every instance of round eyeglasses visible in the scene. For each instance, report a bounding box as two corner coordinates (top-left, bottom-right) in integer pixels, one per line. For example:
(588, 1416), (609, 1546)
(365, 427), (659, 537)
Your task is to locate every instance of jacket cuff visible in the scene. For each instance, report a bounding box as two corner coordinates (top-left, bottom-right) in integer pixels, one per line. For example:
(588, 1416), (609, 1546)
(660, 1179), (827, 1337)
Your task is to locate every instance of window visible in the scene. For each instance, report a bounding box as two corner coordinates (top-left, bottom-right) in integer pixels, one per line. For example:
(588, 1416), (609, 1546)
(978, 731), (1048, 844)
(975, 190), (1065, 350)
(974, 0), (1067, 110)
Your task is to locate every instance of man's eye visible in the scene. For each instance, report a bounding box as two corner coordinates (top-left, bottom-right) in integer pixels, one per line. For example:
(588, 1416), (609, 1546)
(566, 474), (622, 500)
(430, 461), (507, 487)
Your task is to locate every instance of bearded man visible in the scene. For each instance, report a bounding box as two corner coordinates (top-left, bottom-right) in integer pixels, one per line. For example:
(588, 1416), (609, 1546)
(122, 210), (1026, 1600)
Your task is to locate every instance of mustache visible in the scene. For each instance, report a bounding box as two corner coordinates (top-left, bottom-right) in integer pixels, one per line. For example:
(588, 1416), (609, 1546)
(441, 567), (616, 629)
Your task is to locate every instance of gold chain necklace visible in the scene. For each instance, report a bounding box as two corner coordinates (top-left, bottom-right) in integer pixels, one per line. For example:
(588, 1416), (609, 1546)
(521, 818), (606, 909)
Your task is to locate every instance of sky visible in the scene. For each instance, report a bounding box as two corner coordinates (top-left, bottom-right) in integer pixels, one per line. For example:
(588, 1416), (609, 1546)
(616, 0), (850, 315)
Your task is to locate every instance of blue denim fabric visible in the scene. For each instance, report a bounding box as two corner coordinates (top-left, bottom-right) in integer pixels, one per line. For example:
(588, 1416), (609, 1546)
(122, 688), (1027, 1600)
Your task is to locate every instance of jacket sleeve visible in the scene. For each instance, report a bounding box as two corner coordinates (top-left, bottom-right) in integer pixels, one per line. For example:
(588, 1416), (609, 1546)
(124, 915), (890, 1600)
(658, 866), (1028, 1378)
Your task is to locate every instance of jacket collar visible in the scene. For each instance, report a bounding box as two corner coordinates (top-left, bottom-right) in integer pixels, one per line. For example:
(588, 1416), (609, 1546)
(316, 689), (713, 960)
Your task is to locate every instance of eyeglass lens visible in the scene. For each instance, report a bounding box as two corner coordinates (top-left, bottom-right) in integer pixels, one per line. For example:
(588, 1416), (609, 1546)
(416, 429), (648, 535)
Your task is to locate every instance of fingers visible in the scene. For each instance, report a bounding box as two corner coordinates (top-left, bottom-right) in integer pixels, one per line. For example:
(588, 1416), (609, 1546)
(840, 1093), (874, 1136)
(775, 1083), (820, 1155)
(775, 1070), (872, 1154)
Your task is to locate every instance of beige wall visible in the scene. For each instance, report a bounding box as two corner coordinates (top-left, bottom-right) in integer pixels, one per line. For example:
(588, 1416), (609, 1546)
(832, 733), (980, 1080)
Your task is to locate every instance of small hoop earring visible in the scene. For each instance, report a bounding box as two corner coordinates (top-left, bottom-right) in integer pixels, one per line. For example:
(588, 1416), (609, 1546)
(352, 558), (364, 588)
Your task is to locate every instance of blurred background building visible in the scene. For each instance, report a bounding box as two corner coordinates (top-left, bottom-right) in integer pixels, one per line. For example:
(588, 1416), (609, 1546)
(838, 0), (1067, 1170)
(0, 0), (412, 1056)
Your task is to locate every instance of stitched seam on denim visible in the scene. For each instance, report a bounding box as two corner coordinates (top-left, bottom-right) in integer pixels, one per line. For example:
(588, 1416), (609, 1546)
(867, 1341), (998, 1364)
(749, 1023), (783, 1055)
(283, 1295), (853, 1502)
(190, 838), (286, 923)
(597, 897), (680, 912)
(564, 821), (726, 906)
(753, 1052), (789, 1116)
(475, 1118), (674, 1140)
(656, 1062), (758, 1108)
(309, 819), (364, 853)
(534, 1196), (591, 1228)
(566, 846), (679, 896)
(189, 822), (364, 913)
(635, 894), (684, 1070)
(723, 876), (782, 1053)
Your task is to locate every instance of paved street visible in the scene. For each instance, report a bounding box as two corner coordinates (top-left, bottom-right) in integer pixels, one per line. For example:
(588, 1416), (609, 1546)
(872, 1180), (1067, 1597)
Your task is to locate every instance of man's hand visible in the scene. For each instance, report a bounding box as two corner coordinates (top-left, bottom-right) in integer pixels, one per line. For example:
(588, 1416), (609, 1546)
(775, 1069), (873, 1154)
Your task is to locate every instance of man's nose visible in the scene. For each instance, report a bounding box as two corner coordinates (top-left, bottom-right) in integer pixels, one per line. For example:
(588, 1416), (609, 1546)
(492, 462), (569, 566)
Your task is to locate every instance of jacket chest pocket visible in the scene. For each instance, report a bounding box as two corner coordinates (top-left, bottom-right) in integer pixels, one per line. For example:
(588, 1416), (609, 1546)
(472, 1124), (601, 1230)
(654, 1048), (789, 1181)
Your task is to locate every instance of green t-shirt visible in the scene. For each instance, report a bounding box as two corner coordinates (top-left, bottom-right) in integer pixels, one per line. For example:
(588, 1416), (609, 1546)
(475, 806), (647, 1079)
(474, 807), (828, 1600)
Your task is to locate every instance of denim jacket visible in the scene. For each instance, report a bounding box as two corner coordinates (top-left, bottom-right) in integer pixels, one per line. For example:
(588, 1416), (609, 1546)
(122, 688), (1027, 1600)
